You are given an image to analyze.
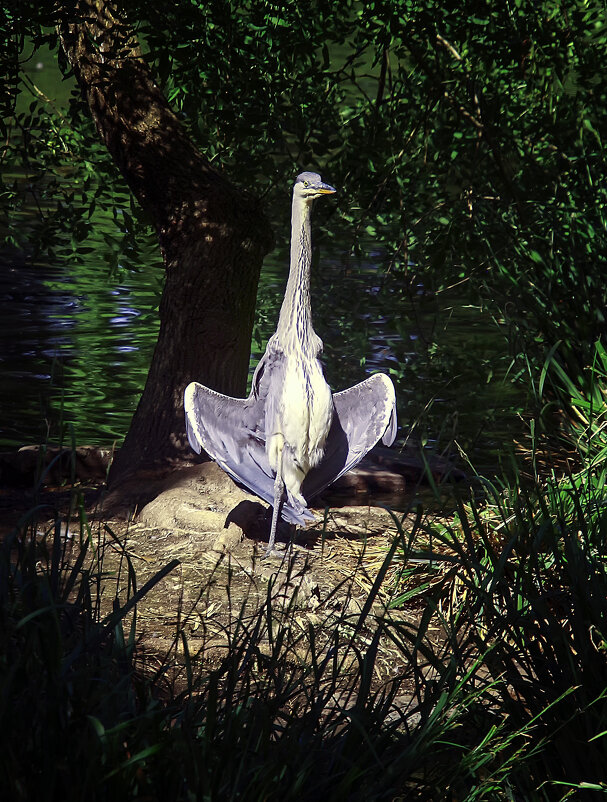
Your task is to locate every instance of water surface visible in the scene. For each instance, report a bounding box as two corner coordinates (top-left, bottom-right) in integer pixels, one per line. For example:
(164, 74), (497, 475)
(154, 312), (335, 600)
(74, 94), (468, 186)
(0, 238), (521, 476)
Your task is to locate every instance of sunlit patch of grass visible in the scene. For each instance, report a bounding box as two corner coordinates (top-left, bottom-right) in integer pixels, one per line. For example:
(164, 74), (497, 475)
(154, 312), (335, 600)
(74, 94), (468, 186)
(544, 340), (607, 467)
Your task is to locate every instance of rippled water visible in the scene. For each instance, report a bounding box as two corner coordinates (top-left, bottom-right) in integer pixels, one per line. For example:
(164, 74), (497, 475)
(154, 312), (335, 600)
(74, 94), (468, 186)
(0, 238), (522, 474)
(0, 248), (162, 447)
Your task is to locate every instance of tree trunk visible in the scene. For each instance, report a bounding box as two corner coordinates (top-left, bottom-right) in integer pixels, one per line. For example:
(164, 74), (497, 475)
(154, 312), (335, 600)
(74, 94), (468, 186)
(58, 1), (273, 483)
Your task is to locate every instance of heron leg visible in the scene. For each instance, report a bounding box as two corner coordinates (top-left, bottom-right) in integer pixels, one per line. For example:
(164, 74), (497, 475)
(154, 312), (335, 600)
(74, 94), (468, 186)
(266, 471), (285, 555)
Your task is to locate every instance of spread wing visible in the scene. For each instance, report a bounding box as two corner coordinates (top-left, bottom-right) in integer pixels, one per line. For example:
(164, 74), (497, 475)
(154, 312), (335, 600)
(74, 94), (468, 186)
(302, 373), (397, 501)
(183, 381), (315, 526)
(185, 371), (396, 523)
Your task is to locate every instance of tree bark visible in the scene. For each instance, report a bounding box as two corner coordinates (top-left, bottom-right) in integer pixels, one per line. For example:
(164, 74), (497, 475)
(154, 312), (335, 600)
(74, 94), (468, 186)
(58, 1), (273, 483)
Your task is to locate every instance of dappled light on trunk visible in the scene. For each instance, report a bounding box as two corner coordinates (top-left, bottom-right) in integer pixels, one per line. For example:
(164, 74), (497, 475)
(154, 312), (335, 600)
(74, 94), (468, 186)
(58, 0), (273, 482)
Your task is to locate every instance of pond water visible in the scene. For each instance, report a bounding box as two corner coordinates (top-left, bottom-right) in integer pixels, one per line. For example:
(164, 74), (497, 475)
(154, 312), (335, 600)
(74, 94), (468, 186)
(0, 233), (523, 476)
(0, 244), (162, 448)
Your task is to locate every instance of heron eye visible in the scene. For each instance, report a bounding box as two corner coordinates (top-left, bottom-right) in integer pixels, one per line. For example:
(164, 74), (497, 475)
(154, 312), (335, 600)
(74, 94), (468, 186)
(303, 180), (308, 187)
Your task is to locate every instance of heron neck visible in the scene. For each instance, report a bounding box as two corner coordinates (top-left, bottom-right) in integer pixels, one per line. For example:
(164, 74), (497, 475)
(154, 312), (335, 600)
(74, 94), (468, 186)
(276, 195), (315, 347)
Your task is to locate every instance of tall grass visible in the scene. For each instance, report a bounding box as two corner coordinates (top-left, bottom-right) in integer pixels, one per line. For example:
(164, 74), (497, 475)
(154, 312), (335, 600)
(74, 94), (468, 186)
(400, 476), (607, 798)
(0, 500), (475, 801)
(0, 503), (178, 801)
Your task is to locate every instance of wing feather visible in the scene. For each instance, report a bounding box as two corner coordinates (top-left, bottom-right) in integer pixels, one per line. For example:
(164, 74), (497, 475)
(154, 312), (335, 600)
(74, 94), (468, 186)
(183, 382), (314, 525)
(184, 372), (396, 524)
(302, 373), (397, 501)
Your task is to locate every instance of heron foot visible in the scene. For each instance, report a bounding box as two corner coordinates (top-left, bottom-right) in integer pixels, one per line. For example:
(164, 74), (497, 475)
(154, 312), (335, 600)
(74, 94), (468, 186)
(262, 541), (308, 560)
(262, 543), (290, 560)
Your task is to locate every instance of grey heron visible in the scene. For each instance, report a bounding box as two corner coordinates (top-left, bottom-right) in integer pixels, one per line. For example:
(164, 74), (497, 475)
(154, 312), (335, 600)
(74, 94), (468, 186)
(184, 172), (397, 554)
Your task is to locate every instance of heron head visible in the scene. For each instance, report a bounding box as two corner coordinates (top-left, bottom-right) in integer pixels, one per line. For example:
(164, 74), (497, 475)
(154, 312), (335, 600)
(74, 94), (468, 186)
(294, 172), (336, 200)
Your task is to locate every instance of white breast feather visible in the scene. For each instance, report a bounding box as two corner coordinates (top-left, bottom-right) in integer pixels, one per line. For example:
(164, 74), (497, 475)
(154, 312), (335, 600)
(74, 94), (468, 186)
(307, 364), (333, 465)
(272, 358), (332, 473)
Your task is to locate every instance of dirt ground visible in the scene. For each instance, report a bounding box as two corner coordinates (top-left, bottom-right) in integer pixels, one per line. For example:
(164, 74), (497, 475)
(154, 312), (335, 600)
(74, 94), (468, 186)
(98, 464), (423, 659)
(1, 452), (450, 683)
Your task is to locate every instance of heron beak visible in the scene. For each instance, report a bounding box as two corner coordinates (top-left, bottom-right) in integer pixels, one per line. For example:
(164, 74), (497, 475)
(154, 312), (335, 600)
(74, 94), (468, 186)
(318, 184), (336, 194)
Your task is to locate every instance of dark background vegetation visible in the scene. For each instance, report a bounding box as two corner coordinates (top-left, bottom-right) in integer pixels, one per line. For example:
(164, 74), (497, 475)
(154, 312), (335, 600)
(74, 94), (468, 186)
(5, 0), (606, 352)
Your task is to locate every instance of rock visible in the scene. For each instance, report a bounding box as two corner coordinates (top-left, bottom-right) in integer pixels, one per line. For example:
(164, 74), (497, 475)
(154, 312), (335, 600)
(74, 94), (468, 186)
(212, 522), (244, 553)
(137, 462), (263, 535)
